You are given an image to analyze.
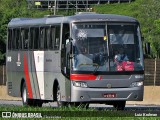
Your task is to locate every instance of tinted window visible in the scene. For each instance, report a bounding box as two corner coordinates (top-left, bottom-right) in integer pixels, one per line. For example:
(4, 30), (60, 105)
(15, 29), (21, 49)
(45, 27), (50, 50)
(50, 26), (55, 50)
(39, 28), (45, 49)
(8, 29), (12, 50)
(21, 29), (29, 49)
(34, 27), (39, 49)
(54, 26), (60, 50)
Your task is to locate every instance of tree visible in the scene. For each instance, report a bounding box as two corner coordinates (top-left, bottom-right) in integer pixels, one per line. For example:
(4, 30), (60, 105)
(94, 0), (160, 58)
(0, 0), (49, 64)
(133, 0), (160, 58)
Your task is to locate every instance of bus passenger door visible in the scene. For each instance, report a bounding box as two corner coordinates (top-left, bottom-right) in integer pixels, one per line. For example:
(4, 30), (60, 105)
(61, 24), (70, 77)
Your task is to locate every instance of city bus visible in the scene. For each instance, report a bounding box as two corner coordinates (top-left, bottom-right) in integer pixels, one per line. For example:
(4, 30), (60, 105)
(6, 12), (144, 110)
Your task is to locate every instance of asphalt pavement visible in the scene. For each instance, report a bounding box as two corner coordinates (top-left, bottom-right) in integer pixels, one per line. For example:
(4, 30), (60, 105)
(0, 100), (160, 111)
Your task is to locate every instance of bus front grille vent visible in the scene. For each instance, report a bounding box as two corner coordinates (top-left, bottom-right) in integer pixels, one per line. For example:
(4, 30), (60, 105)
(8, 82), (12, 89)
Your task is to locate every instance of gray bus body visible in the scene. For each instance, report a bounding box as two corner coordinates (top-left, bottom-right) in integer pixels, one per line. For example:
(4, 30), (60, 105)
(6, 13), (144, 108)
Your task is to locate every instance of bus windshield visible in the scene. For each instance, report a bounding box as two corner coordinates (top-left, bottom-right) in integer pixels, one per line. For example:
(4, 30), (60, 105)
(71, 23), (144, 72)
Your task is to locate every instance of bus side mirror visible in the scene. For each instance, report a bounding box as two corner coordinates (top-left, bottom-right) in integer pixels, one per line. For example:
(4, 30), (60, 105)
(145, 42), (150, 55)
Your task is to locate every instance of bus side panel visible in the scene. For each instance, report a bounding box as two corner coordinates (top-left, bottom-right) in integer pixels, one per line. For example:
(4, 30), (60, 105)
(43, 51), (71, 101)
(32, 51), (45, 99)
(43, 51), (61, 100)
(30, 51), (41, 99)
(7, 51), (24, 97)
(7, 51), (39, 99)
(27, 51), (40, 99)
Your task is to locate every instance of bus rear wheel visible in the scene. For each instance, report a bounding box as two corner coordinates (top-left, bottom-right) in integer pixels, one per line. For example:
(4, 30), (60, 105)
(22, 83), (42, 107)
(22, 82), (32, 106)
(113, 101), (126, 110)
(31, 100), (43, 107)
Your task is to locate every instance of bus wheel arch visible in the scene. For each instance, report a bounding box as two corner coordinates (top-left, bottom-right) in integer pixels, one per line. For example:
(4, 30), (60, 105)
(20, 78), (25, 97)
(21, 78), (42, 107)
(53, 79), (59, 101)
(21, 79), (30, 106)
(53, 79), (66, 107)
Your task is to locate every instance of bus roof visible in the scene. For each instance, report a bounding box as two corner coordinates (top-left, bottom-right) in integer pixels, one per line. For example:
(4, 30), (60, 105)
(8, 13), (138, 27)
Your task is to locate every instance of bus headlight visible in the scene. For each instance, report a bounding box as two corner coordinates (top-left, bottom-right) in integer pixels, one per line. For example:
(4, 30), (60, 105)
(130, 81), (143, 87)
(73, 81), (88, 88)
(135, 75), (144, 79)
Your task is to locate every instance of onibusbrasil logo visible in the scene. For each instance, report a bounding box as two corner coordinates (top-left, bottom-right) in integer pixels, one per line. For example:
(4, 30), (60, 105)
(2, 112), (42, 118)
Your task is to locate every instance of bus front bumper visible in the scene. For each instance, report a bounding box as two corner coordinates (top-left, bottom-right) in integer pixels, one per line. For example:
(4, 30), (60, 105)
(70, 86), (144, 102)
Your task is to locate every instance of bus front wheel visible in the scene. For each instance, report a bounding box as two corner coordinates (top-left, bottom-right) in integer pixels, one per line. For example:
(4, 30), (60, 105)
(69, 102), (89, 109)
(113, 101), (126, 110)
(56, 85), (67, 107)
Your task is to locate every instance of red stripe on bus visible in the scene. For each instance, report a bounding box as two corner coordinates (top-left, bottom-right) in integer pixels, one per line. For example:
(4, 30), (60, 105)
(24, 53), (33, 98)
(70, 74), (97, 80)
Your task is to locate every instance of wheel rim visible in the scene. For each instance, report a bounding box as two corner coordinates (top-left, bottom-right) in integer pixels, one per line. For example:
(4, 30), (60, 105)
(22, 87), (27, 104)
(57, 87), (61, 105)
(114, 101), (126, 110)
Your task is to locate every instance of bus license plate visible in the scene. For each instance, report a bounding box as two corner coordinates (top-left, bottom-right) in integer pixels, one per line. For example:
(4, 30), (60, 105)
(103, 93), (116, 98)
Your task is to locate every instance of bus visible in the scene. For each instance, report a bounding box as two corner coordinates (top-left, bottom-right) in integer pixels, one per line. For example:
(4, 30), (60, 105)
(6, 12), (144, 110)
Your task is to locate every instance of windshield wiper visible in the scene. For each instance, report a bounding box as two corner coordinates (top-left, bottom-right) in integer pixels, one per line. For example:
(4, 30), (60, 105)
(93, 64), (100, 74)
(78, 63), (99, 68)
(78, 63), (100, 74)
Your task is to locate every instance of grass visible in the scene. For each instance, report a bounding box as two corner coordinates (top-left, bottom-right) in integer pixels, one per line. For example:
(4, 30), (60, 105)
(92, 0), (144, 15)
(0, 105), (159, 119)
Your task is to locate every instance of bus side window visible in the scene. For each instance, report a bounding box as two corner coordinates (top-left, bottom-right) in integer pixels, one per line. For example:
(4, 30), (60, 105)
(8, 29), (12, 50)
(18, 29), (22, 49)
(50, 26), (55, 50)
(12, 29), (16, 50)
(54, 26), (60, 50)
(55, 38), (60, 50)
(34, 27), (39, 49)
(45, 27), (50, 50)
(21, 29), (29, 50)
(13, 29), (17, 50)
(30, 28), (34, 49)
(39, 28), (45, 49)
(15, 28), (21, 50)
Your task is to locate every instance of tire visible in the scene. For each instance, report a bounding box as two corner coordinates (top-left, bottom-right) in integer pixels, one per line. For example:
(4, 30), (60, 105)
(22, 82), (42, 107)
(80, 103), (89, 109)
(56, 85), (89, 108)
(22, 82), (32, 106)
(31, 99), (43, 107)
(56, 85), (67, 107)
(113, 101), (126, 110)
(69, 102), (89, 109)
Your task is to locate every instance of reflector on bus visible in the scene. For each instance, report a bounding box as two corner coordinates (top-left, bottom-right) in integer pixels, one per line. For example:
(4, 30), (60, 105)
(70, 74), (97, 80)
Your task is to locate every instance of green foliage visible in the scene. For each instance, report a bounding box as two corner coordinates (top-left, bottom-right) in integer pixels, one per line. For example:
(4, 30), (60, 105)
(0, 0), (49, 64)
(0, 105), (160, 119)
(93, 0), (160, 58)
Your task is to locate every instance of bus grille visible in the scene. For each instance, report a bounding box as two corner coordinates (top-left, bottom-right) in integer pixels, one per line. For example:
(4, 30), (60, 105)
(8, 82), (12, 89)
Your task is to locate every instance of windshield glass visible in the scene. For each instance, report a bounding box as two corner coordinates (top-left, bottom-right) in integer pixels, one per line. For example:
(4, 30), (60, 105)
(108, 24), (144, 72)
(71, 23), (144, 72)
(72, 23), (108, 71)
